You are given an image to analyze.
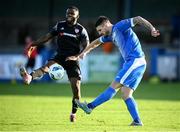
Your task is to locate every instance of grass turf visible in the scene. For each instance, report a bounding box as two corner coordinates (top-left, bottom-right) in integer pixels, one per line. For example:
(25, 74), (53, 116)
(0, 82), (180, 131)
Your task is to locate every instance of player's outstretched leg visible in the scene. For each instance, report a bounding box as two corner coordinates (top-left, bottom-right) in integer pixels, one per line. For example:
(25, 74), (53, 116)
(76, 87), (117, 114)
(20, 66), (46, 85)
(19, 67), (32, 85)
(88, 87), (117, 109)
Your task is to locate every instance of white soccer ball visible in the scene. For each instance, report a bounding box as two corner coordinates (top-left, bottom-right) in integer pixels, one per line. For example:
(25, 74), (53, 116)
(48, 63), (65, 80)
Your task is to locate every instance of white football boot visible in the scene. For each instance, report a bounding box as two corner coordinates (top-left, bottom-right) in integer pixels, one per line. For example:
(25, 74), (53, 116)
(19, 67), (32, 85)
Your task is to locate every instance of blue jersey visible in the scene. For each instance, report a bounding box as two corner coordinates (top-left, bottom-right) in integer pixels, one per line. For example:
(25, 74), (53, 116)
(99, 18), (144, 61)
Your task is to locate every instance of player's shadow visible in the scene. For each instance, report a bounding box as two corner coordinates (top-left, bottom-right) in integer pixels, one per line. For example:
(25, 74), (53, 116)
(0, 82), (180, 101)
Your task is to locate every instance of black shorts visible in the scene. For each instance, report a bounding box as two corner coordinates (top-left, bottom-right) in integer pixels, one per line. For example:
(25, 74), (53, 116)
(49, 54), (81, 80)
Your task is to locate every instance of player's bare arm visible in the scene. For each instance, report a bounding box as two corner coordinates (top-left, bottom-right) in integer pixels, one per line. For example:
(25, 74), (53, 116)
(31, 33), (54, 46)
(80, 38), (102, 57)
(66, 38), (102, 61)
(133, 16), (160, 37)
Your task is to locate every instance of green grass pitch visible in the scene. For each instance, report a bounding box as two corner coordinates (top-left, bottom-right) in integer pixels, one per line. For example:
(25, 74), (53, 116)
(0, 82), (180, 131)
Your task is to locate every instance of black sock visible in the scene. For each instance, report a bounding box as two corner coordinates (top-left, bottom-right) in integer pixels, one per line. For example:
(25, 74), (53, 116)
(72, 99), (78, 114)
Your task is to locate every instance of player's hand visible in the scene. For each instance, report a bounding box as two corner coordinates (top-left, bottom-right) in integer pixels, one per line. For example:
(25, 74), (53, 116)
(27, 46), (36, 58)
(66, 53), (86, 61)
(66, 56), (79, 61)
(151, 28), (160, 37)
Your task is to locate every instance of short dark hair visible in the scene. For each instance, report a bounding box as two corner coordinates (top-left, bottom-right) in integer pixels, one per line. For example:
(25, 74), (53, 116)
(95, 16), (110, 27)
(67, 6), (79, 12)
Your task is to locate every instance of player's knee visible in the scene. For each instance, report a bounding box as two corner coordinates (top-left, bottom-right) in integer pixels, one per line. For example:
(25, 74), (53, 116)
(75, 87), (80, 94)
(121, 93), (131, 100)
(110, 81), (122, 90)
(121, 88), (133, 100)
(41, 66), (49, 73)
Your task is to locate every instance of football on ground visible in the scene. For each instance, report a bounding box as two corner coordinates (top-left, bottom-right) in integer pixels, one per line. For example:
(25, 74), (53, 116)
(48, 63), (64, 80)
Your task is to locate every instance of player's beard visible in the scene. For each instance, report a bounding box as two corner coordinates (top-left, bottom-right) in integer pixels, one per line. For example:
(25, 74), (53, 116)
(66, 17), (77, 25)
(104, 30), (110, 36)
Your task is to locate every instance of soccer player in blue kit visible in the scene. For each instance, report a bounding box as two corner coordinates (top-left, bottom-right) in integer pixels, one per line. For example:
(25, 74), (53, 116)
(67, 16), (160, 126)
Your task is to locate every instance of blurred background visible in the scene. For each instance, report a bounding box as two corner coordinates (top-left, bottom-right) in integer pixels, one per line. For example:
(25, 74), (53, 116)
(0, 0), (180, 83)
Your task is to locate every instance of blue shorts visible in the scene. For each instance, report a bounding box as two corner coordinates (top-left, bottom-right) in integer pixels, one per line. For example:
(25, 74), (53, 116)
(115, 57), (146, 90)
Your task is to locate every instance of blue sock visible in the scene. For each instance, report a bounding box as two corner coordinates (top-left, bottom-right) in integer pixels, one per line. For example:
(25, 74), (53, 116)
(88, 87), (116, 109)
(125, 97), (141, 123)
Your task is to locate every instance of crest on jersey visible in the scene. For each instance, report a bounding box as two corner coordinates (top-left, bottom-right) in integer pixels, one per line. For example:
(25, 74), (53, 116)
(61, 27), (64, 30)
(75, 29), (79, 33)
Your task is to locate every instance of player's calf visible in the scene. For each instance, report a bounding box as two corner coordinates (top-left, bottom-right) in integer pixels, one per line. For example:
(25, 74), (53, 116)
(30, 68), (45, 80)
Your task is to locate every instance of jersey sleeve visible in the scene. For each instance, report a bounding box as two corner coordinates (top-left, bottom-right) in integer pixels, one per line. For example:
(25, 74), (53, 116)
(115, 18), (135, 32)
(49, 22), (59, 36)
(81, 28), (89, 43)
(99, 35), (112, 43)
(79, 28), (90, 52)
